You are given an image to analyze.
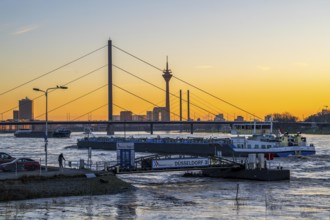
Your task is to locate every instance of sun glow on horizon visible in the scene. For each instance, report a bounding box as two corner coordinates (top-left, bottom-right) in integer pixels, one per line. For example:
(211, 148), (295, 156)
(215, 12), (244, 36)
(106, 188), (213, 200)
(1, 1), (330, 121)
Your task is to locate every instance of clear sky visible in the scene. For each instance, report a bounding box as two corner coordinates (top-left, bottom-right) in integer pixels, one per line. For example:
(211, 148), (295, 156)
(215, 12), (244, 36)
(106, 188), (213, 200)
(1, 0), (330, 121)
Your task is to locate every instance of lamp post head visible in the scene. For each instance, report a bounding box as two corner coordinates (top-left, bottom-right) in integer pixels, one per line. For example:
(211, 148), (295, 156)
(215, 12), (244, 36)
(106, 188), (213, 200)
(57, 85), (68, 89)
(33, 88), (41, 91)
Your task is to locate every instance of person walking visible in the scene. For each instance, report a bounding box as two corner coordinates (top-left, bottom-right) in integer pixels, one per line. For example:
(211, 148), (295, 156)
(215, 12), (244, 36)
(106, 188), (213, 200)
(58, 153), (65, 170)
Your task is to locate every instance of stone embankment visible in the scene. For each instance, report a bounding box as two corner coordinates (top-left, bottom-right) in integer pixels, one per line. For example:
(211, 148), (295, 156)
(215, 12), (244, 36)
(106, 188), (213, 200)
(0, 169), (133, 202)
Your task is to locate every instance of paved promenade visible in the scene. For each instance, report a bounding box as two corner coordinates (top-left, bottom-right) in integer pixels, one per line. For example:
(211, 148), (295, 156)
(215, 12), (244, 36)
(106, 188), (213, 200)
(0, 167), (93, 180)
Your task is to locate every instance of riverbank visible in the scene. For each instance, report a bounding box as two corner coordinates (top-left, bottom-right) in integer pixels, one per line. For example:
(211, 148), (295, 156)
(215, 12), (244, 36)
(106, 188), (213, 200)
(0, 171), (134, 202)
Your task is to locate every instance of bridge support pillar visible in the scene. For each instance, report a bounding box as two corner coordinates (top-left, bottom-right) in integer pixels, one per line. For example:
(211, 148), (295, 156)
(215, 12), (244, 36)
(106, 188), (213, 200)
(107, 124), (114, 135)
(150, 123), (153, 135)
(190, 123), (193, 134)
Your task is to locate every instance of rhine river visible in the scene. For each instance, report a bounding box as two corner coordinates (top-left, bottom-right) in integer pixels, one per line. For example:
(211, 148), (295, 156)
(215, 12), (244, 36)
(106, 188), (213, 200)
(0, 132), (329, 219)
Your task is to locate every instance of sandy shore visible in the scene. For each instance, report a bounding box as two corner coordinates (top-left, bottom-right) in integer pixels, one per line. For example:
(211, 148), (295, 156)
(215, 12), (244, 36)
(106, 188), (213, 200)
(0, 173), (134, 202)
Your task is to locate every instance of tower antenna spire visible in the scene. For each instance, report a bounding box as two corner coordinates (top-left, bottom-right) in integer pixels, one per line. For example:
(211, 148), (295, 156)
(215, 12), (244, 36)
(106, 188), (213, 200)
(166, 56), (168, 70)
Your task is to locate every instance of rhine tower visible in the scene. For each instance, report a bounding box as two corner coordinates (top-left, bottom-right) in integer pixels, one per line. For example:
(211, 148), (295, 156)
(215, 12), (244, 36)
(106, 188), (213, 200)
(162, 57), (172, 121)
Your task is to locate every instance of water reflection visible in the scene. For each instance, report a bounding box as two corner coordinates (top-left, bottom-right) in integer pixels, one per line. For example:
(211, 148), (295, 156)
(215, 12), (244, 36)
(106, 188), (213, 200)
(115, 191), (137, 219)
(1, 133), (330, 219)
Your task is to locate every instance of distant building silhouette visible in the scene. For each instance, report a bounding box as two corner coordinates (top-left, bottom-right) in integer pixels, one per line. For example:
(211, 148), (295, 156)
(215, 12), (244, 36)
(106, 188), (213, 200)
(19, 97), (33, 121)
(322, 108), (329, 115)
(133, 115), (146, 121)
(264, 115), (272, 122)
(214, 113), (225, 122)
(13, 110), (19, 121)
(146, 111), (153, 121)
(120, 111), (133, 121)
(234, 116), (244, 122)
(112, 115), (120, 121)
(153, 107), (167, 121)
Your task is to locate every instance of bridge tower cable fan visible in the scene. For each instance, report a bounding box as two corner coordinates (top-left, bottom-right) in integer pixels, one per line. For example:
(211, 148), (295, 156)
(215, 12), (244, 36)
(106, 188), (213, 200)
(112, 45), (261, 121)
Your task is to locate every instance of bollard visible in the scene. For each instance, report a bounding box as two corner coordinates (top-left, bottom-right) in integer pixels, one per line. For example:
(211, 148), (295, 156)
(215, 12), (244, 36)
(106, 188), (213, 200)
(79, 159), (85, 169)
(39, 158), (42, 176)
(15, 162), (18, 177)
(236, 184), (239, 201)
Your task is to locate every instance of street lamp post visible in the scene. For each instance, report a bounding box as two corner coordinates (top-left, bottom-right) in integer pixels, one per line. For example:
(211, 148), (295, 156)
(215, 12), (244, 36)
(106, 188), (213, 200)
(33, 85), (68, 171)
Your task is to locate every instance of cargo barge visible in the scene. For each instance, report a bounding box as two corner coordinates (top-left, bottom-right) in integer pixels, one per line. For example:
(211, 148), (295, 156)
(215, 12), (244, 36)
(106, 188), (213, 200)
(14, 128), (71, 138)
(77, 132), (315, 157)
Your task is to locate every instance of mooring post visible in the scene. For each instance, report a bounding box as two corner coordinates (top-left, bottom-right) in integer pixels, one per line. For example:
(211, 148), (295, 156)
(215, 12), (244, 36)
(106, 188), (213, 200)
(236, 183), (239, 201)
(150, 123), (153, 135)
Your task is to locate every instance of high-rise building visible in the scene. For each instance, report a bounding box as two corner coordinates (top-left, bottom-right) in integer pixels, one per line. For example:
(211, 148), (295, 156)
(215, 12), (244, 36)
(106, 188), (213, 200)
(19, 97), (33, 120)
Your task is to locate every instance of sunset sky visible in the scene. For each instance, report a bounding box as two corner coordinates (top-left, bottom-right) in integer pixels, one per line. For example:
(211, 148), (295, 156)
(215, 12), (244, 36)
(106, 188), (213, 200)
(1, 1), (330, 121)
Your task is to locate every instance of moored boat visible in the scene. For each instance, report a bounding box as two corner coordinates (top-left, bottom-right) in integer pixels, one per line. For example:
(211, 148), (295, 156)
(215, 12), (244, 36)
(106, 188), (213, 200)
(52, 128), (71, 138)
(229, 132), (315, 157)
(228, 121), (316, 157)
(14, 128), (71, 138)
(77, 127), (315, 158)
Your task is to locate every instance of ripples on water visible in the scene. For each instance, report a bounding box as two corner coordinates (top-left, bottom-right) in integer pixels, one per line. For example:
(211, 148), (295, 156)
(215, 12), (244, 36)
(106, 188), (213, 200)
(0, 132), (330, 219)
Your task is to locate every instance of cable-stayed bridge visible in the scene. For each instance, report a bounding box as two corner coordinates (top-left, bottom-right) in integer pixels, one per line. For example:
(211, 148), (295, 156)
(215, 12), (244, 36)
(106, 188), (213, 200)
(0, 40), (328, 134)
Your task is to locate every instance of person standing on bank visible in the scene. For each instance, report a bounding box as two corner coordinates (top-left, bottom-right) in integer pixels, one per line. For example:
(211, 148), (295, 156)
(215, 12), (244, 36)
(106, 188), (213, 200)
(58, 153), (65, 170)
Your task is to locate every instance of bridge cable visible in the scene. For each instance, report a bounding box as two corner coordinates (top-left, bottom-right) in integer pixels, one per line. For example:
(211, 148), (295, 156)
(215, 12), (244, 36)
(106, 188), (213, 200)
(172, 76), (261, 120)
(113, 45), (261, 120)
(35, 84), (108, 119)
(113, 83), (185, 120)
(0, 45), (107, 97)
(112, 45), (163, 72)
(1, 64), (108, 116)
(72, 104), (108, 121)
(73, 103), (140, 121)
(113, 65), (215, 118)
(190, 92), (235, 119)
(35, 80), (174, 120)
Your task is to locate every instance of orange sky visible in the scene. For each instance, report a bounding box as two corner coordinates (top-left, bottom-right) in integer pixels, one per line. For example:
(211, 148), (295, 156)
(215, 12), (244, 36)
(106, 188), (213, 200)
(1, 1), (330, 121)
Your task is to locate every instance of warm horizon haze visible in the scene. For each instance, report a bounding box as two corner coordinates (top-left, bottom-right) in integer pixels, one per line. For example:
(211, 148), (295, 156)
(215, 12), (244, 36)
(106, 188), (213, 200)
(1, 1), (330, 121)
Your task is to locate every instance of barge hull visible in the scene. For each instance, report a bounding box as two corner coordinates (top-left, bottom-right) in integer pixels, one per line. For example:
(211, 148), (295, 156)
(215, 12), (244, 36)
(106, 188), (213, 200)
(77, 142), (235, 157)
(202, 167), (290, 181)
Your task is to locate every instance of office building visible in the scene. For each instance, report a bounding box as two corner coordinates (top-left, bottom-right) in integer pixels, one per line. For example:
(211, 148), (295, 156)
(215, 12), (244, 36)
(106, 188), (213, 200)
(19, 97), (33, 120)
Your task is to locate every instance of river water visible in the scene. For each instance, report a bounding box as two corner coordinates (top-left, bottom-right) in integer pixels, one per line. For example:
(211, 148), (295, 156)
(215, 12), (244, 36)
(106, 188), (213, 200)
(0, 132), (329, 219)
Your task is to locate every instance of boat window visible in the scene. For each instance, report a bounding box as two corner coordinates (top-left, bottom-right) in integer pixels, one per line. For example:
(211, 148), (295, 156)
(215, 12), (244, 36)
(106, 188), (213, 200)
(247, 144), (251, 149)
(267, 145), (271, 149)
(262, 145), (266, 149)
(255, 144), (259, 149)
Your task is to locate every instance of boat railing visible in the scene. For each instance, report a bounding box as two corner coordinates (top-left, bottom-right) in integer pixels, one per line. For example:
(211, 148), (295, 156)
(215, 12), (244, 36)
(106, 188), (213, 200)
(64, 160), (118, 171)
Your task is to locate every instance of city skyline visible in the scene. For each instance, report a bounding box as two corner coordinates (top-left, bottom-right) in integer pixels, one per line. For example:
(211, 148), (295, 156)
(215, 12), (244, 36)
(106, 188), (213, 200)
(1, 1), (330, 121)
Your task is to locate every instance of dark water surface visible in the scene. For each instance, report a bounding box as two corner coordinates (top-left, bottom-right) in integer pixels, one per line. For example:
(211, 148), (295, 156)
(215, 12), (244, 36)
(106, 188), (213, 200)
(0, 132), (329, 219)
